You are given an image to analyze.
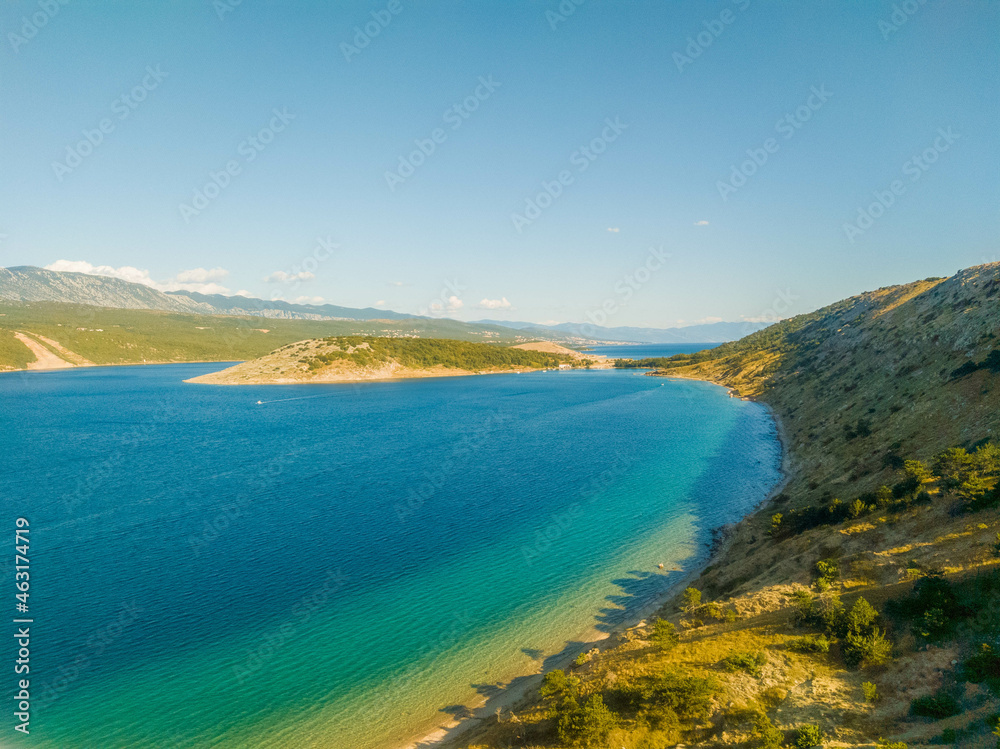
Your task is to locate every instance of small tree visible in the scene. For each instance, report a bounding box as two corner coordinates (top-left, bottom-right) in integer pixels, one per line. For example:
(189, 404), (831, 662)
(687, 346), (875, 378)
(814, 559), (839, 590)
(681, 587), (702, 614)
(957, 472), (992, 506)
(557, 694), (617, 747)
(651, 618), (680, 652)
(792, 589), (816, 623)
(842, 597), (892, 668)
(933, 447), (973, 491)
(795, 723), (825, 748)
(875, 485), (894, 509)
(750, 711), (784, 749)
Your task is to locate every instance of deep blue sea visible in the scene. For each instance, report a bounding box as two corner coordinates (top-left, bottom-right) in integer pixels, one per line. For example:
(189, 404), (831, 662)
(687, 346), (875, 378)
(588, 343), (720, 359)
(0, 363), (780, 748)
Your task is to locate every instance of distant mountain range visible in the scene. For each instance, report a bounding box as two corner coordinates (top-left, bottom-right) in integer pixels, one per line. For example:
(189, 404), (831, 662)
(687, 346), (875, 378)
(475, 319), (771, 344)
(0, 266), (413, 321)
(0, 266), (765, 344)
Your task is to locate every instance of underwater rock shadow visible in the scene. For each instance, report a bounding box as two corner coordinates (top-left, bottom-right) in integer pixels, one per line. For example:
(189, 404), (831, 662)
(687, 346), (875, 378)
(594, 568), (689, 632)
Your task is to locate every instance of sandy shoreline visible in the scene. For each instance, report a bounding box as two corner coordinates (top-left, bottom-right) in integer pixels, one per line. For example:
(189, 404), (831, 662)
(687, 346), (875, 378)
(184, 365), (555, 385)
(402, 381), (792, 749)
(0, 358), (241, 375)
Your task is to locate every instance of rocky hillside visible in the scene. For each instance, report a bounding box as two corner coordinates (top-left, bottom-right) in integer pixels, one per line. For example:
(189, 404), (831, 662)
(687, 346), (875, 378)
(446, 264), (1000, 749)
(0, 266), (422, 322)
(658, 263), (1000, 508)
(0, 266), (211, 313)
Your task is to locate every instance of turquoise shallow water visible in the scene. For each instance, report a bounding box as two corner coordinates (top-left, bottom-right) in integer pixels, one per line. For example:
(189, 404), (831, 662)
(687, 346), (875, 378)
(0, 364), (780, 749)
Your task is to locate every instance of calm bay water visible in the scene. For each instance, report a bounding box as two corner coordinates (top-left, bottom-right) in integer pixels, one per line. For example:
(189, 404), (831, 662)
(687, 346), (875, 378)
(588, 343), (720, 359)
(0, 364), (780, 749)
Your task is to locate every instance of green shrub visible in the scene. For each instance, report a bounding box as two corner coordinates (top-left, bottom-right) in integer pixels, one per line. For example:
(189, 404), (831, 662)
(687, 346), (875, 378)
(910, 691), (961, 719)
(841, 597), (892, 668)
(886, 573), (967, 641)
(815, 559), (839, 589)
(541, 669), (580, 701)
(722, 650), (768, 677)
(862, 681), (878, 702)
(795, 723), (824, 748)
(848, 498), (869, 519)
(556, 694), (617, 747)
(876, 740), (906, 749)
(640, 672), (717, 721)
(788, 635), (830, 653)
(963, 643), (1000, 694)
(788, 635), (831, 654)
(792, 589), (816, 624)
(749, 710), (784, 749)
(681, 587), (702, 613)
(702, 601), (723, 620)
(651, 619), (680, 652)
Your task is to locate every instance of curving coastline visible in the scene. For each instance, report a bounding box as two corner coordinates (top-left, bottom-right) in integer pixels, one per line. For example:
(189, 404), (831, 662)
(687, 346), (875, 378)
(410, 385), (790, 749)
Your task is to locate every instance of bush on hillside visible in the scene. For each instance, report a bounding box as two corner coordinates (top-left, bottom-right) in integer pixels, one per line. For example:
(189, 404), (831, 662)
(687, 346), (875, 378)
(556, 694), (617, 747)
(910, 691), (961, 719)
(651, 618), (679, 652)
(795, 723), (825, 748)
(721, 650), (768, 677)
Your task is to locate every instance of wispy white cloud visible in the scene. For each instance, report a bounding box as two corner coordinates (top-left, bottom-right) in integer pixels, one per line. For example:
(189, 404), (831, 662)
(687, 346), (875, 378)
(375, 299), (386, 306)
(45, 260), (232, 295)
(694, 220), (710, 226)
(264, 270), (315, 283)
(478, 297), (512, 310)
(388, 281), (408, 287)
(430, 295), (463, 312)
(607, 227), (620, 233)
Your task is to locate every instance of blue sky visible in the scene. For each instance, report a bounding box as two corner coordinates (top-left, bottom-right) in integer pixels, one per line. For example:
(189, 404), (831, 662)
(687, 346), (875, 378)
(1, 0), (997, 327)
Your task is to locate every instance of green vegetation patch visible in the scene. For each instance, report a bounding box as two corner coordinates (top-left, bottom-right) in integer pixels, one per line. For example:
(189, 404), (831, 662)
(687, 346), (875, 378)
(302, 336), (573, 372)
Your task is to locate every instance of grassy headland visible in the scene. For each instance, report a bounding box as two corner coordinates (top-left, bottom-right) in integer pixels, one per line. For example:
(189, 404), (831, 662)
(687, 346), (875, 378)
(446, 263), (1000, 749)
(0, 302), (530, 371)
(187, 336), (603, 384)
